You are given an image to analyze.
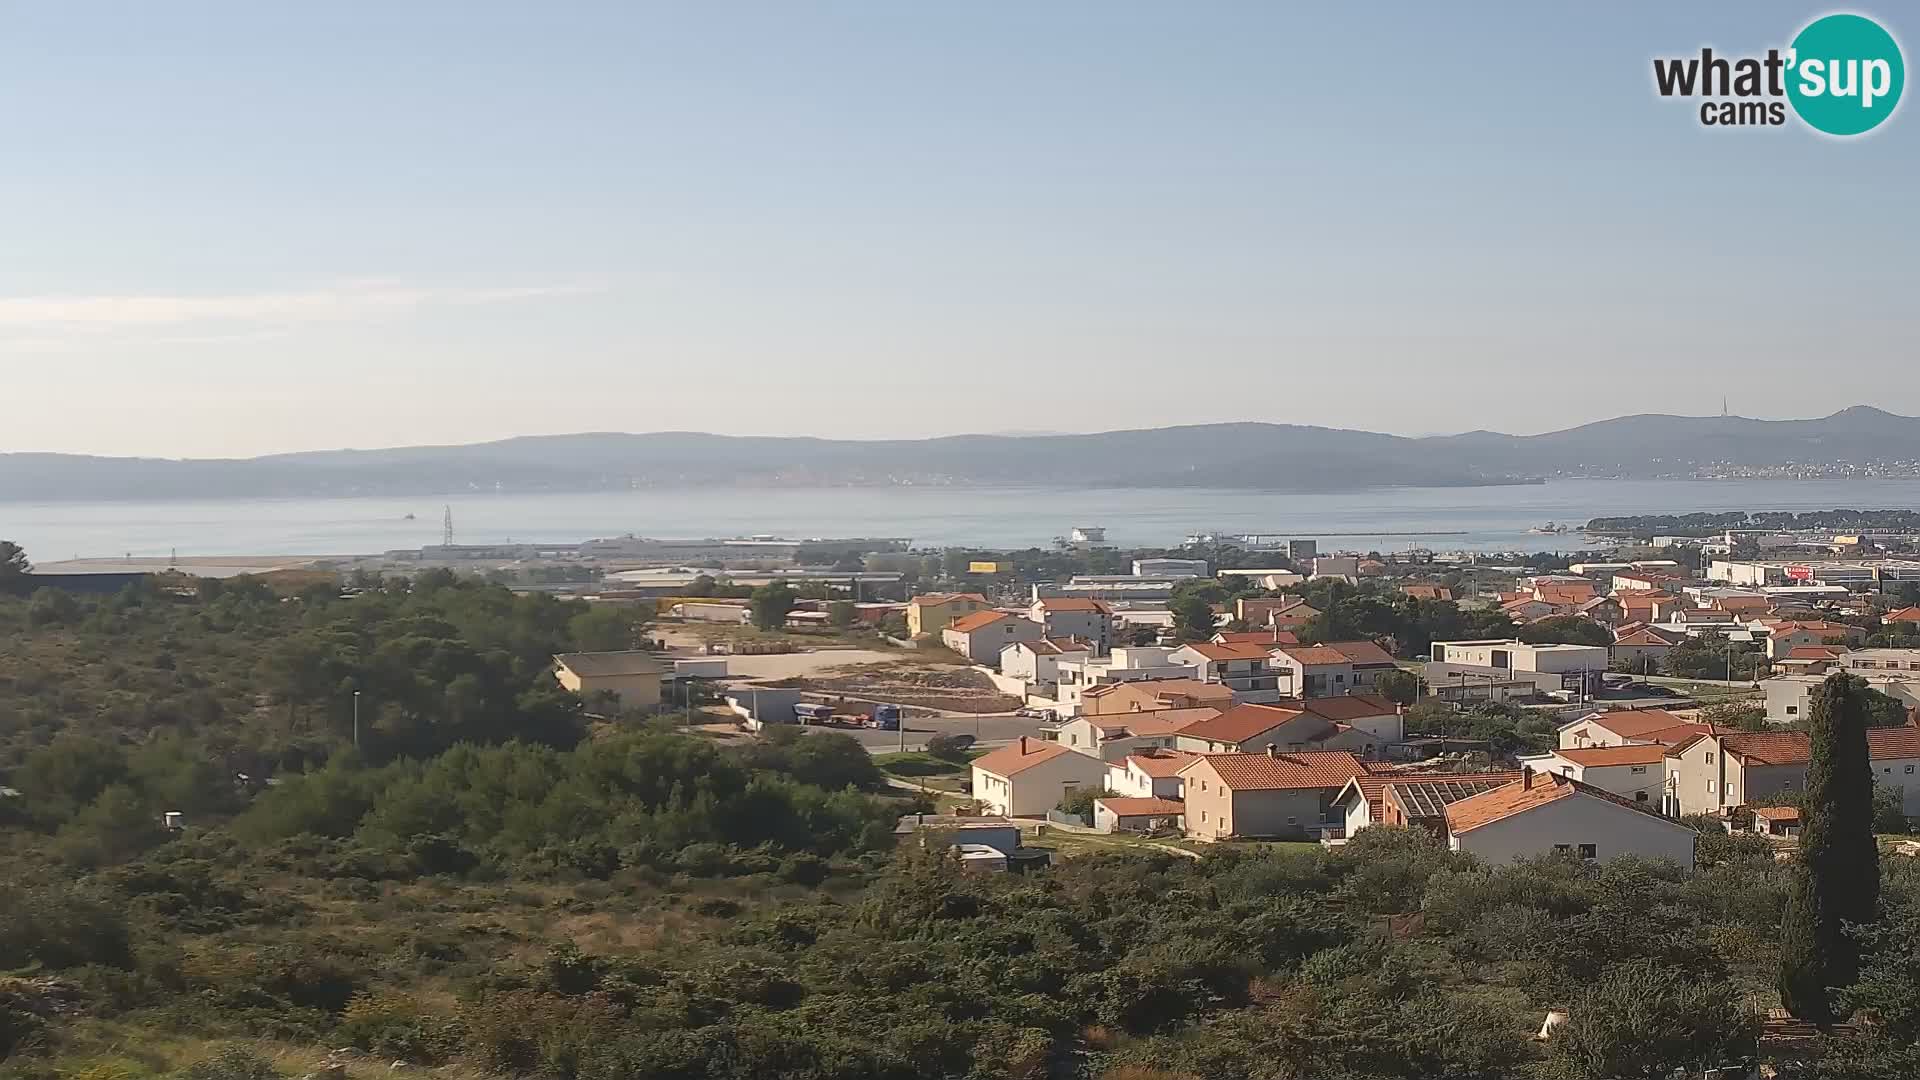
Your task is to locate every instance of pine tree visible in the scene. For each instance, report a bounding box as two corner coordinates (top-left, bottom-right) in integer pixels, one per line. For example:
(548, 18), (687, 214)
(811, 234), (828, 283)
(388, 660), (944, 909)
(1778, 672), (1881, 1022)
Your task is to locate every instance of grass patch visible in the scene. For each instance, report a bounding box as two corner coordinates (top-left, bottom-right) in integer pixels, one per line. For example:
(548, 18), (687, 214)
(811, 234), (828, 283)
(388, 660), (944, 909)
(872, 749), (978, 778)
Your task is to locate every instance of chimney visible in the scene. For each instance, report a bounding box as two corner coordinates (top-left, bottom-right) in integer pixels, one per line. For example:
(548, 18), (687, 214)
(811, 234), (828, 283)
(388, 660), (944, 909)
(1019, 736), (1029, 754)
(1522, 766), (1534, 790)
(1267, 744), (1279, 758)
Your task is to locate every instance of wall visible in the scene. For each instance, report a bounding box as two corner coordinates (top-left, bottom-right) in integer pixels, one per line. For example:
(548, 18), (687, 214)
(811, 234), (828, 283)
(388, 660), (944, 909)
(557, 668), (662, 709)
(1223, 788), (1329, 839)
(972, 751), (1108, 817)
(1568, 761), (1664, 805)
(1871, 756), (1920, 814)
(1451, 792), (1695, 866)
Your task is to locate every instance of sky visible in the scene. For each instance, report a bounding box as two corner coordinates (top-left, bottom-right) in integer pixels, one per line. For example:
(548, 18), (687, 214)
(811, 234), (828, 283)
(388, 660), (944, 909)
(2, 2), (1915, 458)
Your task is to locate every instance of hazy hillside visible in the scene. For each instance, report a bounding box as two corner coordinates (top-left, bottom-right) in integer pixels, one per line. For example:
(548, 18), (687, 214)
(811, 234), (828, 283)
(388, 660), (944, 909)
(2, 407), (1915, 500)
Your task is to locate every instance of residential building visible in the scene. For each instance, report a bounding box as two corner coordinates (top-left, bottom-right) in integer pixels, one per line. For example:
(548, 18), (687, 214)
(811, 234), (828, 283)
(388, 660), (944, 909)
(1517, 744), (1669, 805)
(1611, 624), (1686, 671)
(1047, 708), (1220, 761)
(1178, 749), (1372, 840)
(1838, 647), (1920, 675)
(1663, 727), (1920, 816)
(1761, 619), (1864, 659)
(1216, 569), (1307, 591)
(1030, 597), (1115, 652)
(1170, 642), (1287, 703)
(1269, 644), (1360, 698)
(1093, 796), (1187, 833)
(1774, 645), (1846, 676)
(1557, 708), (1701, 749)
(1401, 584), (1455, 602)
(1174, 703), (1363, 755)
(1312, 556), (1361, 581)
(1107, 748), (1197, 798)
(1132, 558), (1208, 578)
(1237, 596), (1319, 627)
(1052, 647), (1200, 711)
(1333, 771), (1524, 838)
(1579, 596), (1625, 626)
(1001, 638), (1094, 689)
(1081, 678), (1236, 715)
(1441, 770), (1698, 865)
(1764, 671), (1920, 723)
(1751, 805), (1801, 837)
(969, 737), (1110, 817)
(1320, 640), (1400, 691)
(1431, 639), (1609, 674)
(1886, 606), (1920, 626)
(1501, 597), (1563, 621)
(1213, 629), (1301, 646)
(941, 610), (1044, 664)
(1613, 570), (1679, 592)
(907, 592), (990, 637)
(552, 651), (664, 710)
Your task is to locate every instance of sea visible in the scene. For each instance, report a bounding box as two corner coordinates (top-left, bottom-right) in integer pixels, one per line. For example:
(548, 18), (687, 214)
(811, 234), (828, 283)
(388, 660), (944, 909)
(4, 478), (1920, 562)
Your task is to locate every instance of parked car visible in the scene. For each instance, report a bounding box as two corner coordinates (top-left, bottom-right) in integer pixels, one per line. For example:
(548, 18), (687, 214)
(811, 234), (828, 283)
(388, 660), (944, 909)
(1016, 706), (1050, 719)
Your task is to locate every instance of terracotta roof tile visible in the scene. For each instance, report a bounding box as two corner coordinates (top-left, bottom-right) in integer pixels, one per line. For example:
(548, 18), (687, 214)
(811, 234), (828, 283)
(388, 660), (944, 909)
(1886, 606), (1920, 623)
(1093, 708), (1222, 738)
(1323, 640), (1398, 666)
(1573, 709), (1692, 740)
(1118, 749), (1199, 777)
(1443, 772), (1688, 834)
(971, 738), (1087, 778)
(1552, 744), (1671, 766)
(1181, 750), (1370, 790)
(1752, 805), (1800, 821)
(1277, 645), (1354, 666)
(1298, 693), (1400, 721)
(1179, 703), (1308, 744)
(947, 610), (1016, 633)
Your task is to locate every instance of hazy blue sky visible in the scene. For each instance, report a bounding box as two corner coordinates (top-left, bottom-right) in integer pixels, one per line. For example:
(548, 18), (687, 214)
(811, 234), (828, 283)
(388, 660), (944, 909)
(3, 2), (1914, 457)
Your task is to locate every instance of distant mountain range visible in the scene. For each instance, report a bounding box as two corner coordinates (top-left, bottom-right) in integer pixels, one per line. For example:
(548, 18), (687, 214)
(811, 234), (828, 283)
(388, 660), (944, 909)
(3, 407), (1917, 501)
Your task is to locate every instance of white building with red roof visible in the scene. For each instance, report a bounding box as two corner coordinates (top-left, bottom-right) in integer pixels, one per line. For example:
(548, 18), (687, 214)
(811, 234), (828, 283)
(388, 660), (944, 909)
(1442, 770), (1697, 865)
(969, 737), (1109, 817)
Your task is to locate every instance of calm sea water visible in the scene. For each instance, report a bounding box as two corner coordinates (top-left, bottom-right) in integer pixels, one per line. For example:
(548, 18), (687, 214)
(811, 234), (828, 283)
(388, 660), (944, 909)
(4, 478), (1920, 560)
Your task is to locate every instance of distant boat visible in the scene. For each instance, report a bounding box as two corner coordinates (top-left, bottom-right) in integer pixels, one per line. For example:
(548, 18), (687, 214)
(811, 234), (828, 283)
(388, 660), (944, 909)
(1527, 522), (1567, 534)
(403, 513), (416, 520)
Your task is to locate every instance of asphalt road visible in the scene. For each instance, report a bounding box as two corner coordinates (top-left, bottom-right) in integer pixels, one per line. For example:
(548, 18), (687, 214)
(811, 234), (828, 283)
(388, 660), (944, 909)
(805, 711), (1050, 754)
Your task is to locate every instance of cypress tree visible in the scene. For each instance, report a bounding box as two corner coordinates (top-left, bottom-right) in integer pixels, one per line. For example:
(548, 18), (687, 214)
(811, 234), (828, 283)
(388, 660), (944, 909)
(1778, 672), (1880, 1022)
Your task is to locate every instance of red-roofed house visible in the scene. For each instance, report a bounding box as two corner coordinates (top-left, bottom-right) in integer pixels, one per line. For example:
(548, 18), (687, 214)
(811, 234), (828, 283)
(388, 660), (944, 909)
(1093, 796), (1187, 834)
(1172, 702), (1388, 757)
(969, 737), (1109, 817)
(1612, 623), (1686, 671)
(1107, 748), (1198, 799)
(1169, 642), (1286, 703)
(1664, 725), (1920, 816)
(1049, 708), (1221, 761)
(1178, 749), (1372, 840)
(1080, 678), (1237, 716)
(907, 593), (991, 637)
(1887, 606), (1920, 626)
(1441, 770), (1697, 864)
(1517, 743), (1669, 805)
(1557, 708), (1698, 750)
(1270, 644), (1360, 699)
(1401, 584), (1455, 602)
(1332, 771), (1525, 837)
(941, 610), (1044, 664)
(1761, 619), (1865, 659)
(1030, 597), (1115, 652)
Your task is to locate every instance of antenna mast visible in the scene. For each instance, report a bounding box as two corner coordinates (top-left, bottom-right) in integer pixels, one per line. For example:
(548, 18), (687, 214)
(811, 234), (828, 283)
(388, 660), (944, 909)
(442, 505), (454, 546)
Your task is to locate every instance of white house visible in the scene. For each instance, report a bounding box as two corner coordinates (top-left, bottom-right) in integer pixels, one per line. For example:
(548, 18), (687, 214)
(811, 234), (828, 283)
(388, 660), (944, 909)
(1516, 744), (1668, 806)
(1333, 771), (1523, 838)
(1556, 709), (1699, 750)
(1030, 597), (1115, 653)
(1052, 646), (1200, 712)
(1169, 642), (1287, 704)
(1092, 796), (1186, 833)
(1441, 771), (1698, 865)
(969, 737), (1111, 817)
(1048, 707), (1219, 761)
(942, 610), (1044, 665)
(1000, 638), (1094, 689)
(1107, 748), (1196, 798)
(1430, 640), (1609, 675)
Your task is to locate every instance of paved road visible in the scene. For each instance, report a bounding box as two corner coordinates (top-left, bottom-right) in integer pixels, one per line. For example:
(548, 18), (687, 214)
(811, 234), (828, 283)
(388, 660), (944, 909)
(801, 711), (1050, 754)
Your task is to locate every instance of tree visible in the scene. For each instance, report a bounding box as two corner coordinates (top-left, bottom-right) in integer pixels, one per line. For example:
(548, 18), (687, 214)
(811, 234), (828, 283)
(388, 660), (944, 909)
(1374, 668), (1420, 706)
(1698, 702), (1771, 732)
(569, 604), (649, 652)
(827, 601), (856, 629)
(750, 582), (798, 631)
(1544, 959), (1755, 1079)
(1873, 783), (1908, 834)
(925, 733), (973, 763)
(1516, 616), (1611, 647)
(1898, 581), (1920, 608)
(0, 540), (29, 593)
(1779, 672), (1881, 1023)
(1172, 594), (1216, 640)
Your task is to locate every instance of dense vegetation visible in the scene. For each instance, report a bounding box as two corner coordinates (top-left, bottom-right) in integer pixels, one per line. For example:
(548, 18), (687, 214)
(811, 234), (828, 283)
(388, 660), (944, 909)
(1586, 509), (1920, 537)
(12, 555), (1920, 1078)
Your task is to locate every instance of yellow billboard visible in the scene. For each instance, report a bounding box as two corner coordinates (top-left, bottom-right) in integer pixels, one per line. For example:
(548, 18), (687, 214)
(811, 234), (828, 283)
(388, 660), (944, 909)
(968, 561), (1004, 574)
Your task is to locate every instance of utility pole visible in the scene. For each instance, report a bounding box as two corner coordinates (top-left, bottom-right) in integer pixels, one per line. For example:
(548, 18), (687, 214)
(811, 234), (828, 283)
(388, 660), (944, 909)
(352, 690), (361, 750)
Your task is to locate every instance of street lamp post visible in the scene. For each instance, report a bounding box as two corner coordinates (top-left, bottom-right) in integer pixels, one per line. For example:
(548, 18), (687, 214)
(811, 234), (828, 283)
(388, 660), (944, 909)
(352, 690), (361, 750)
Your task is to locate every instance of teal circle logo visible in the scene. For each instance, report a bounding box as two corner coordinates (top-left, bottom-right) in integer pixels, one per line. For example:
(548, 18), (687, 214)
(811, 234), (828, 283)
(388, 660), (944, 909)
(1787, 13), (1905, 136)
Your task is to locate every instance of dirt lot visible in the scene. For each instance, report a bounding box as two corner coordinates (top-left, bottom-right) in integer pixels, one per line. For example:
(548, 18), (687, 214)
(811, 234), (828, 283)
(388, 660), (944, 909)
(770, 662), (1021, 714)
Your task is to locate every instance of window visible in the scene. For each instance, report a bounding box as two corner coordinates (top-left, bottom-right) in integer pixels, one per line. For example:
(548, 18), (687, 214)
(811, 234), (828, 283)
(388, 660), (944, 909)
(1706, 752), (1715, 764)
(1787, 705), (1799, 715)
(1908, 765), (1915, 774)
(1707, 780), (1716, 793)
(1201, 810), (1208, 823)
(1552, 843), (1572, 854)
(1285, 816), (1298, 826)
(1636, 792), (1649, 802)
(1578, 843), (1597, 860)
(1630, 765), (1647, 775)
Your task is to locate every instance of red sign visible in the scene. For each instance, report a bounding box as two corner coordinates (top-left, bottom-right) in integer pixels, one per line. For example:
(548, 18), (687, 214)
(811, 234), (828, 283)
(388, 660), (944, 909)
(1786, 565), (1814, 581)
